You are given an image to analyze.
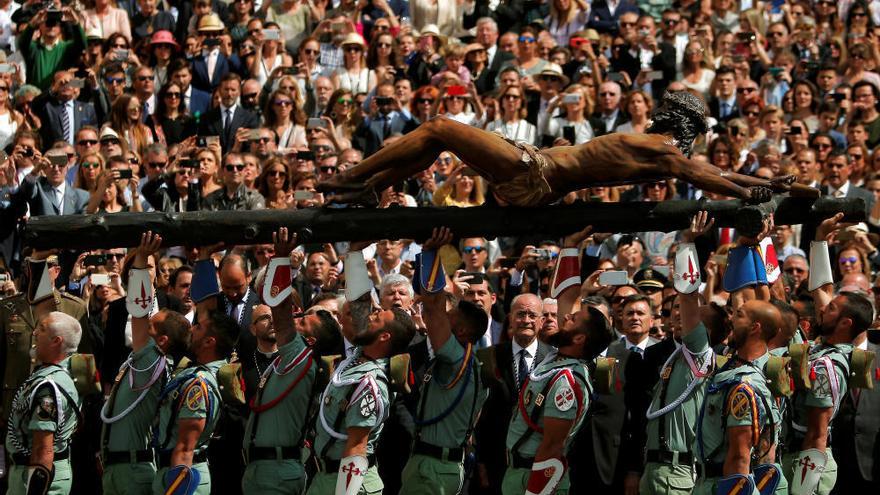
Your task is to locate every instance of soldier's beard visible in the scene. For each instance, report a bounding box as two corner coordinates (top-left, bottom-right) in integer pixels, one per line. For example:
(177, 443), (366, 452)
(352, 328), (380, 347)
(545, 328), (574, 348)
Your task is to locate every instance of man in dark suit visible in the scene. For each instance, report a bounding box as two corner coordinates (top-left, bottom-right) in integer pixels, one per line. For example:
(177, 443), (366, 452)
(587, 0), (640, 35)
(472, 294), (553, 495)
(589, 80), (628, 136)
(293, 251), (336, 309)
(462, 0), (528, 37)
(832, 333), (880, 492)
(32, 70), (99, 147)
(474, 16), (515, 77)
(170, 59), (211, 117)
(11, 153), (89, 217)
(198, 73), (260, 151)
(190, 13), (236, 93)
(706, 66), (740, 123)
(820, 151), (876, 217)
(354, 84), (413, 157)
(610, 15), (676, 101)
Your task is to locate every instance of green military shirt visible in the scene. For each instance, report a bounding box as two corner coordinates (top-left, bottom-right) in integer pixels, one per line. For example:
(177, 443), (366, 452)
(696, 353), (779, 467)
(101, 339), (169, 453)
(790, 344), (851, 435)
(155, 360), (224, 454)
(415, 337), (488, 448)
(505, 354), (591, 457)
(1, 292), (89, 420)
(313, 353), (391, 460)
(5, 359), (80, 456)
(244, 334), (315, 450)
(645, 323), (712, 452)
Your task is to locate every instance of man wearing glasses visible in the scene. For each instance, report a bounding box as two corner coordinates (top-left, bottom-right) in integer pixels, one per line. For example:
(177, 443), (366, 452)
(32, 70), (98, 148)
(203, 152), (265, 211)
(12, 147), (89, 216)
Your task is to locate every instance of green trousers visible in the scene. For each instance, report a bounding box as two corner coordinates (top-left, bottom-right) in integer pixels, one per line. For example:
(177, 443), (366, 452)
(103, 462), (156, 495)
(242, 459), (307, 495)
(7, 459), (72, 495)
(399, 454), (464, 495)
(782, 451), (838, 495)
(501, 466), (570, 495)
(151, 462), (211, 495)
(305, 465), (383, 494)
(639, 462), (695, 495)
(692, 476), (759, 495)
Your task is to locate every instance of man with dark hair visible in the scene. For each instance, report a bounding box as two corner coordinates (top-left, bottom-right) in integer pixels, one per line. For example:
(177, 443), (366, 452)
(399, 228), (490, 494)
(101, 232), (191, 495)
(242, 228), (343, 495)
(322, 92), (811, 206)
(169, 59), (211, 116)
(852, 80), (880, 148)
(501, 225), (613, 494)
(198, 72), (259, 151)
(307, 301), (415, 494)
(783, 290), (873, 493)
(820, 150), (875, 216)
(707, 66), (739, 122)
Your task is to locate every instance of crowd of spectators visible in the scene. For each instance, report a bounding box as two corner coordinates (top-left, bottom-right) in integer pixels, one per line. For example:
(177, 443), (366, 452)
(1, 0), (880, 493)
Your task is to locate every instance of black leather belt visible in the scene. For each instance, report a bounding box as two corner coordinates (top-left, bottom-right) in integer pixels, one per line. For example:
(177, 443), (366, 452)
(696, 462), (724, 478)
(646, 449), (693, 466)
(413, 440), (464, 463)
(103, 449), (154, 466)
(11, 449), (69, 465)
(508, 452), (534, 469)
(157, 450), (208, 468)
(246, 446), (302, 462)
(316, 454), (376, 473)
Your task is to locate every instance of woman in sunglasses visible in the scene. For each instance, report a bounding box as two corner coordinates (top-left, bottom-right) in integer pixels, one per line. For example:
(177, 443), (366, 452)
(513, 27), (550, 80)
(323, 89), (357, 146)
(251, 23), (293, 87)
(142, 160), (201, 213)
(109, 94), (153, 157)
(149, 82), (196, 147)
(409, 85), (439, 125)
(0, 76), (23, 150)
(263, 87), (307, 149)
(74, 151), (106, 193)
(257, 157), (292, 209)
(85, 168), (141, 214)
(332, 33), (376, 96)
(835, 242), (872, 279)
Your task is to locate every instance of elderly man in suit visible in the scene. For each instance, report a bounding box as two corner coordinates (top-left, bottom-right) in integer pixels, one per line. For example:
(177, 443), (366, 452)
(198, 73), (260, 151)
(832, 329), (880, 492)
(32, 70), (98, 147)
(472, 293), (553, 495)
(821, 150), (875, 215)
(10, 150), (89, 217)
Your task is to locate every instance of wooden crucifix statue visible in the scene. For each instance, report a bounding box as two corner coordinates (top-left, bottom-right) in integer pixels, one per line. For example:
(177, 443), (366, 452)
(319, 91), (819, 205)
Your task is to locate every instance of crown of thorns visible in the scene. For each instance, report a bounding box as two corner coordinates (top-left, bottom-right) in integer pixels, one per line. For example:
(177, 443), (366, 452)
(657, 91), (709, 135)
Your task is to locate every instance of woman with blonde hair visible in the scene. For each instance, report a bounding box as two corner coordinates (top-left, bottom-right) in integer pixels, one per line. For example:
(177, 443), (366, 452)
(485, 83), (537, 144)
(432, 163), (485, 207)
(110, 94), (153, 157)
(195, 147), (223, 198)
(75, 151), (106, 192)
(251, 22), (294, 86)
(263, 87), (307, 149)
(544, 84), (595, 145)
(545, 0), (590, 46)
(615, 90), (653, 134)
(679, 39), (715, 97)
(331, 34), (376, 96)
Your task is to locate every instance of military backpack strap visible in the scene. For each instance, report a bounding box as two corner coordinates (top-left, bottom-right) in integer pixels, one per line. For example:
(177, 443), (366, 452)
(388, 353), (413, 395)
(217, 362), (246, 406)
(788, 343), (812, 391)
(67, 353), (102, 398)
(591, 356), (617, 395)
(413, 345), (478, 440)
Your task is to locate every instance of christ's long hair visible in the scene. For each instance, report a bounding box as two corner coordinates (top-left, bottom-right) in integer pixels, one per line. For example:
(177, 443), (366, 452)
(646, 91), (709, 157)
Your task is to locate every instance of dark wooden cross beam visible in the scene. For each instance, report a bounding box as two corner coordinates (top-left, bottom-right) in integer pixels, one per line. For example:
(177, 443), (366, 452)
(22, 197), (866, 250)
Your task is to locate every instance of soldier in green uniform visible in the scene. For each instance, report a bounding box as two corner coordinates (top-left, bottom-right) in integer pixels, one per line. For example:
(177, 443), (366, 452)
(242, 225), (344, 495)
(307, 306), (416, 495)
(637, 211), (716, 495)
(502, 226), (613, 495)
(399, 227), (491, 495)
(5, 311), (82, 495)
(101, 232), (191, 495)
(782, 293), (871, 495)
(151, 306), (239, 495)
(693, 299), (782, 495)
(1, 256), (90, 425)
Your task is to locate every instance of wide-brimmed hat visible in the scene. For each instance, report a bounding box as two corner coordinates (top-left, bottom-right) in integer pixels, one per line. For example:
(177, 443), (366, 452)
(418, 24), (447, 47)
(99, 126), (121, 142)
(340, 33), (365, 48)
(465, 43), (486, 55)
(85, 26), (104, 40)
(197, 13), (224, 32)
(537, 63), (570, 86)
(150, 30), (179, 49)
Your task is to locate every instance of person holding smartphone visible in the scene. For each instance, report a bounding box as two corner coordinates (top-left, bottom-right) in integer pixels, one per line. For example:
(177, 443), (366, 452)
(485, 83), (537, 145)
(545, 86), (595, 146)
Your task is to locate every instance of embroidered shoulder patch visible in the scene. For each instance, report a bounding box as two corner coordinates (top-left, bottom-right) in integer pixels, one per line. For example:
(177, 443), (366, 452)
(728, 388), (753, 421)
(553, 382), (575, 412)
(184, 382), (205, 411)
(359, 393), (376, 417)
(36, 396), (57, 421)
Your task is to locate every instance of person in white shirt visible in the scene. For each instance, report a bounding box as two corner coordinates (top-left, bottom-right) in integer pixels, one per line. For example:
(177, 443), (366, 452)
(485, 83), (537, 145)
(545, 84), (595, 145)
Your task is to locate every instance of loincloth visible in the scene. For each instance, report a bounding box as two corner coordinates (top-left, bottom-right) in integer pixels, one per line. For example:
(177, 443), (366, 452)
(493, 138), (556, 207)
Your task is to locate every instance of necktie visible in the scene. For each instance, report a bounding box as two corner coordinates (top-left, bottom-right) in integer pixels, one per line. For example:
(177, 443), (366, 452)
(60, 102), (71, 144)
(225, 109), (233, 129)
(54, 188), (63, 212)
(721, 102), (730, 119)
(834, 189), (845, 198)
(517, 349), (529, 389)
(382, 116), (391, 139)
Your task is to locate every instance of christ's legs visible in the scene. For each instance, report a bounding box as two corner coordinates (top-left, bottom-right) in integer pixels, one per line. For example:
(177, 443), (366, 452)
(320, 117), (525, 191)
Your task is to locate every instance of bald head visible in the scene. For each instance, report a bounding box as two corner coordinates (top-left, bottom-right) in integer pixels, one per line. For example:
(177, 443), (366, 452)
(510, 294), (543, 347)
(744, 300), (782, 342)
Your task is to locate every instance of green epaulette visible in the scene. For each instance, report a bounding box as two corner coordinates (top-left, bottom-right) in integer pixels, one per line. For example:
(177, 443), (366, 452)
(849, 348), (876, 390)
(389, 353), (412, 394)
(788, 343), (812, 391)
(68, 353), (102, 397)
(217, 362), (245, 405)
(765, 355), (792, 397)
(592, 356), (617, 394)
